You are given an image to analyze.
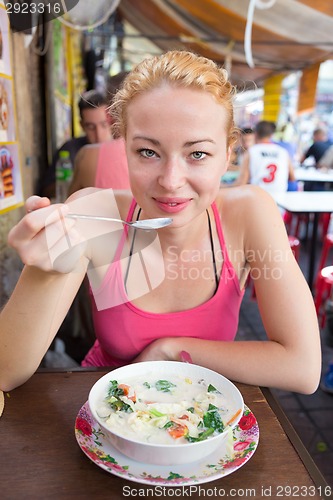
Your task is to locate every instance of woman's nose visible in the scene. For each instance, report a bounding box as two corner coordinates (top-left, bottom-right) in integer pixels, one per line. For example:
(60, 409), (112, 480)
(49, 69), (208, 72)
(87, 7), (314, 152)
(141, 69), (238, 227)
(157, 161), (186, 191)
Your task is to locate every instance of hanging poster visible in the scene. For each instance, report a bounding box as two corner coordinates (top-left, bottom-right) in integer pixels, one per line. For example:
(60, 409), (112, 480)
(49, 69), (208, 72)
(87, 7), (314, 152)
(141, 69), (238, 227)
(0, 4), (23, 213)
(0, 144), (22, 209)
(52, 19), (72, 148)
(0, 76), (15, 141)
(0, 7), (11, 76)
(68, 29), (86, 137)
(54, 97), (71, 146)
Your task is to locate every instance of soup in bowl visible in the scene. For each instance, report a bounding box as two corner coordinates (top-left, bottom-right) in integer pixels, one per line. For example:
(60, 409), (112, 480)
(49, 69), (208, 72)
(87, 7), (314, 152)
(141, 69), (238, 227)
(88, 361), (244, 465)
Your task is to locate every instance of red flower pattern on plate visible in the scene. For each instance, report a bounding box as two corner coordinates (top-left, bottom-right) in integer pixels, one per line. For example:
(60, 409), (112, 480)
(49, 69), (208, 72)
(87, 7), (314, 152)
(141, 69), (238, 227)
(234, 440), (252, 451)
(76, 417), (93, 436)
(238, 412), (256, 430)
(223, 457), (247, 469)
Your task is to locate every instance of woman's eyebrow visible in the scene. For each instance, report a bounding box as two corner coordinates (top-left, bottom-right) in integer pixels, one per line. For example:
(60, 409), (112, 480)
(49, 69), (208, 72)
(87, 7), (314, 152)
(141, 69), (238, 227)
(132, 137), (216, 147)
(133, 136), (160, 146)
(184, 139), (216, 147)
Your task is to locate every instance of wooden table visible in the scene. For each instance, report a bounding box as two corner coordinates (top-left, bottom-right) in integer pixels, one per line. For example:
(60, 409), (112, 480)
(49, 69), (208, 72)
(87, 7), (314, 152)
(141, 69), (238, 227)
(1, 369), (331, 499)
(273, 191), (333, 289)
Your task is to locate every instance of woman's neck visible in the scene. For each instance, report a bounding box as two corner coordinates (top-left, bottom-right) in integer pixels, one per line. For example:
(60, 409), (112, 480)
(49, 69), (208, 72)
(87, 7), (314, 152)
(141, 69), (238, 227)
(157, 209), (212, 255)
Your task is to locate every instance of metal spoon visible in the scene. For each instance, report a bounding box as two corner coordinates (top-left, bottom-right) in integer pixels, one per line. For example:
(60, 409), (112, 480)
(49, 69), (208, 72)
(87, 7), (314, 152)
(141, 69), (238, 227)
(66, 214), (173, 230)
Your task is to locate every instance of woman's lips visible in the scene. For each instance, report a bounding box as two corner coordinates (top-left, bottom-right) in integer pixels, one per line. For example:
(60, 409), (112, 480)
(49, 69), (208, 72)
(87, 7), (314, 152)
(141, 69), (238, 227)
(153, 197), (192, 214)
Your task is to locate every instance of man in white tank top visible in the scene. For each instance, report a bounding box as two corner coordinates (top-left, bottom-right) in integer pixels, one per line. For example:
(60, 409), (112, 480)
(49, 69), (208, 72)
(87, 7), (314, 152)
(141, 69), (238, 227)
(233, 121), (295, 193)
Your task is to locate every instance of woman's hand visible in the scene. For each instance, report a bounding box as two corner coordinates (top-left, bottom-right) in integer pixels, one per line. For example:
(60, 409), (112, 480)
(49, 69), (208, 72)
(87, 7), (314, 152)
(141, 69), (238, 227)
(8, 195), (87, 273)
(133, 337), (182, 363)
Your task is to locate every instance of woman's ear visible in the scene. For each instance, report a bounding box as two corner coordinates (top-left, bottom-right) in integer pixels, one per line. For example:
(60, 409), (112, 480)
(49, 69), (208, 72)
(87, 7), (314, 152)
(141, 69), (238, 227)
(226, 145), (232, 163)
(224, 145), (233, 170)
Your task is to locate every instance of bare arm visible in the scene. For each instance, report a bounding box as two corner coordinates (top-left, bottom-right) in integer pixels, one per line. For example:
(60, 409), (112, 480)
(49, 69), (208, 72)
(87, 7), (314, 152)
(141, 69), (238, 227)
(0, 188), (133, 391)
(0, 264), (87, 391)
(68, 145), (99, 196)
(0, 195), (90, 391)
(135, 187), (321, 394)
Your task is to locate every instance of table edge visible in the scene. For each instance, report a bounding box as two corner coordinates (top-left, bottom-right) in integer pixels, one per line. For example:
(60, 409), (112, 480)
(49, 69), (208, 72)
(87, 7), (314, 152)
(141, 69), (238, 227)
(261, 387), (330, 498)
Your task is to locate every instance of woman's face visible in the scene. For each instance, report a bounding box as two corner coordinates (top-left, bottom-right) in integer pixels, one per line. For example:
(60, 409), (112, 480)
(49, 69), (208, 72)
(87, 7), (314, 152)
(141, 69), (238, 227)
(125, 85), (231, 226)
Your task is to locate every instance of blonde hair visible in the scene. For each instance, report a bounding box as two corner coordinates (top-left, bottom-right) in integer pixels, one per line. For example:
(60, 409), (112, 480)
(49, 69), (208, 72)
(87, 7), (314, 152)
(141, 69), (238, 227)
(110, 50), (238, 146)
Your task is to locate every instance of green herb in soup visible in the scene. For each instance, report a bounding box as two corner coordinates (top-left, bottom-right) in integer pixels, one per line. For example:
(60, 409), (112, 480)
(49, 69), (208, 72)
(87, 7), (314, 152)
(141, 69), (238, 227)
(97, 375), (241, 445)
(155, 380), (176, 393)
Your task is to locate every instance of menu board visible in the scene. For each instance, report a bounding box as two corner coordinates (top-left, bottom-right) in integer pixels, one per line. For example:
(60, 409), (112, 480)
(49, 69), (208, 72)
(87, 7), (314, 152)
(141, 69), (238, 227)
(0, 5), (23, 213)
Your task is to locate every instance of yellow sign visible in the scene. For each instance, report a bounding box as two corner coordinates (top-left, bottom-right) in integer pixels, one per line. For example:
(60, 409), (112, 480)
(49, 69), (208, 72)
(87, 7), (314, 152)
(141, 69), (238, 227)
(262, 74), (285, 123)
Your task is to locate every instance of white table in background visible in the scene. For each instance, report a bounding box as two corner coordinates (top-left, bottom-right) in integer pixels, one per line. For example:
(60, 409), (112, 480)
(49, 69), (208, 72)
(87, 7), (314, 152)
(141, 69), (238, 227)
(273, 191), (333, 289)
(295, 167), (333, 184)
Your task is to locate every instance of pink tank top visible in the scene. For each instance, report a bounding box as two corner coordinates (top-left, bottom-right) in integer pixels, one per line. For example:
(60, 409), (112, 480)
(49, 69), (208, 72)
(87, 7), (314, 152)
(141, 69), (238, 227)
(94, 138), (130, 189)
(82, 200), (244, 367)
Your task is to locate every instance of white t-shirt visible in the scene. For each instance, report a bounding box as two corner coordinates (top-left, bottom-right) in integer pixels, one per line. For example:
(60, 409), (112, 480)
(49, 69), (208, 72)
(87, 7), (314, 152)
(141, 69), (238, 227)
(248, 143), (289, 193)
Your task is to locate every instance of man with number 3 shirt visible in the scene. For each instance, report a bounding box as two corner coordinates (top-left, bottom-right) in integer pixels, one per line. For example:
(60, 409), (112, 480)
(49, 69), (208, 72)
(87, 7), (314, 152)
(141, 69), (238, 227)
(233, 120), (295, 193)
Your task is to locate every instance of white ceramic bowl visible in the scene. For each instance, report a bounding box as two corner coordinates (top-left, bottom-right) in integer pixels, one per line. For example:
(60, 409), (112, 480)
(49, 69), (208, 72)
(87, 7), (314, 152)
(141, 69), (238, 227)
(88, 361), (244, 465)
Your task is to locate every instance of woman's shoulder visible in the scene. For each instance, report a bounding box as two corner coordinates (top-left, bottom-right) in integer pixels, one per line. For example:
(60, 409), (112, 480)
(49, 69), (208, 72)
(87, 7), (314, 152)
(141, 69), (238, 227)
(215, 185), (282, 237)
(216, 184), (276, 211)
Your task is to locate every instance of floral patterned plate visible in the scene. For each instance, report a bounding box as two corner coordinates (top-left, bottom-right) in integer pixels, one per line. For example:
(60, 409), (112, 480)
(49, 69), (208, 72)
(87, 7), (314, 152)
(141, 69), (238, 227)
(75, 402), (259, 486)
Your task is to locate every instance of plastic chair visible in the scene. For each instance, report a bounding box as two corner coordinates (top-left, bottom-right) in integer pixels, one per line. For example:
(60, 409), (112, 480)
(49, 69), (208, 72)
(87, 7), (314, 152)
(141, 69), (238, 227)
(284, 211), (309, 239)
(284, 212), (330, 240)
(320, 213), (331, 240)
(314, 234), (333, 327)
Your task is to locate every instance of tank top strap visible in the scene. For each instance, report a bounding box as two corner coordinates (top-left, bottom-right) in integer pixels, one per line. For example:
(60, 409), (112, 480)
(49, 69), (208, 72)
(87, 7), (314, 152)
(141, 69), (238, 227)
(211, 201), (233, 270)
(126, 198), (137, 221)
(113, 198), (137, 262)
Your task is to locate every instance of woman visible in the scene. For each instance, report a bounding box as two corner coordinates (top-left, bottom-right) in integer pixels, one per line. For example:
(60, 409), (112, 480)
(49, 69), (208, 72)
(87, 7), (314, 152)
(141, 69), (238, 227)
(0, 51), (321, 393)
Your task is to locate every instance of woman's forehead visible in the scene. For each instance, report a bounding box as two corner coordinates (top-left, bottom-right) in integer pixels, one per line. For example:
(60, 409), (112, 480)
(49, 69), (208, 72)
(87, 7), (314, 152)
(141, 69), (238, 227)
(126, 86), (228, 127)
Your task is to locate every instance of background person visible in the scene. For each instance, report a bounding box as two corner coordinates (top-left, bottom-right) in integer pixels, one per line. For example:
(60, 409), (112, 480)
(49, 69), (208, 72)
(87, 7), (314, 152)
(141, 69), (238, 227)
(220, 127), (255, 186)
(300, 127), (333, 191)
(68, 73), (130, 195)
(234, 120), (295, 193)
(300, 127), (332, 167)
(40, 90), (112, 199)
(68, 138), (130, 195)
(317, 144), (333, 171)
(0, 51), (321, 395)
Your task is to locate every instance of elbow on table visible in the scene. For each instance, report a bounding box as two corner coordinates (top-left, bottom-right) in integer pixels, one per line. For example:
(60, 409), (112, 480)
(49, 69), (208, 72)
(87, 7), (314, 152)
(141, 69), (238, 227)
(0, 372), (30, 393)
(290, 362), (321, 395)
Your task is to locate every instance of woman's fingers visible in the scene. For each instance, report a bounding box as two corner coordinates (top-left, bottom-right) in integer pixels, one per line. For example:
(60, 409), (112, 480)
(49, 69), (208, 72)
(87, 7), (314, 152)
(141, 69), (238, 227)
(8, 204), (69, 246)
(7, 203), (87, 273)
(25, 195), (51, 213)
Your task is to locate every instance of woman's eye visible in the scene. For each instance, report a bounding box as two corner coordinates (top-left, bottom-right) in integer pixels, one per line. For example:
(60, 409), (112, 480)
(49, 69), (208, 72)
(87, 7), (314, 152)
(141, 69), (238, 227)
(139, 148), (156, 158)
(191, 151), (206, 160)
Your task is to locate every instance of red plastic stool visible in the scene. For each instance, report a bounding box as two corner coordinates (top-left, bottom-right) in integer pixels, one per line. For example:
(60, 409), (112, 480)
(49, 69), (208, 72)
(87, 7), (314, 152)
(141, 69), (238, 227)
(313, 234), (333, 326)
(284, 211), (309, 238)
(314, 266), (333, 328)
(320, 213), (332, 240)
(317, 233), (333, 272)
